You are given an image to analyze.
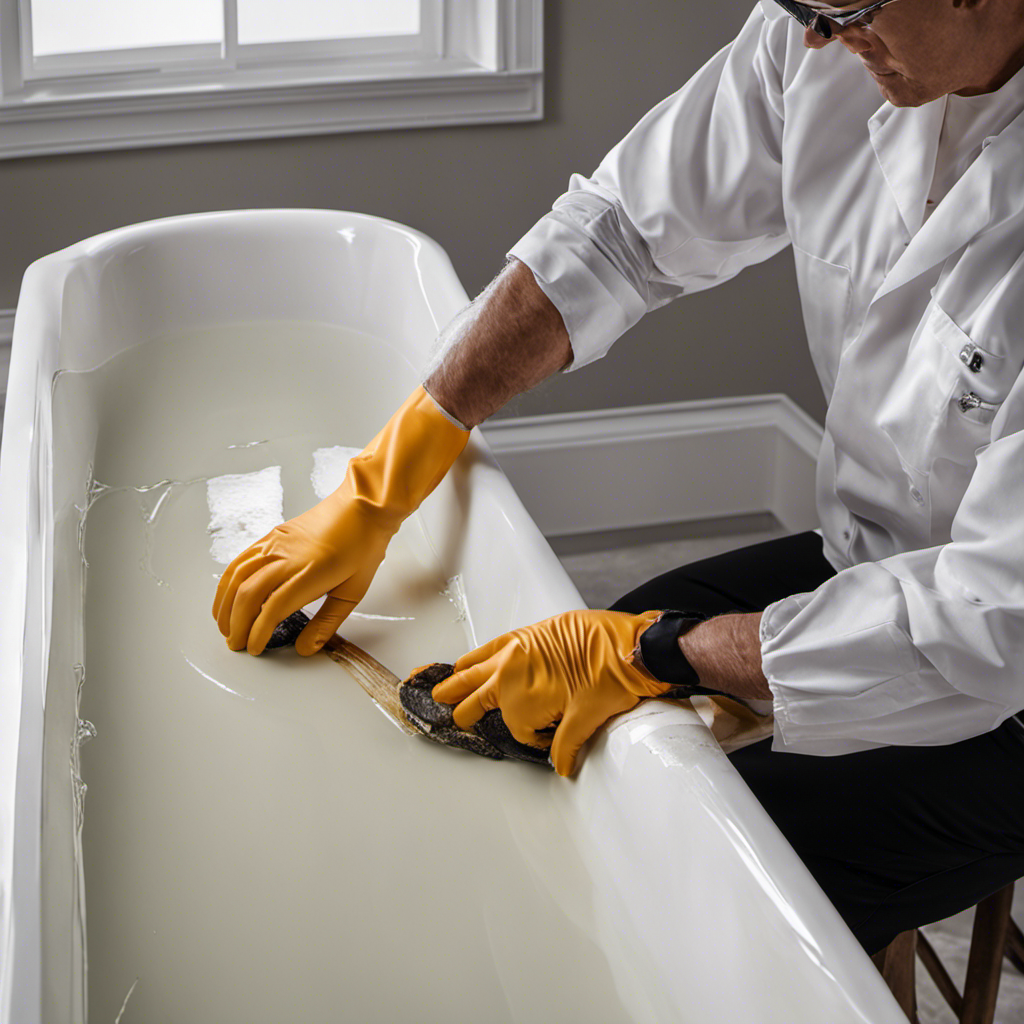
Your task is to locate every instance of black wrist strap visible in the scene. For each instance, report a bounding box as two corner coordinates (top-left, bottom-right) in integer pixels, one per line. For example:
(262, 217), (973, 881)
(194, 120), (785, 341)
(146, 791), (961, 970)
(638, 610), (734, 699)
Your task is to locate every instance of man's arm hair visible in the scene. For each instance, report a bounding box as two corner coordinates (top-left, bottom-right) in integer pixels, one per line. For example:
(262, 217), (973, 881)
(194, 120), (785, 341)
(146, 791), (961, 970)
(425, 257), (572, 429)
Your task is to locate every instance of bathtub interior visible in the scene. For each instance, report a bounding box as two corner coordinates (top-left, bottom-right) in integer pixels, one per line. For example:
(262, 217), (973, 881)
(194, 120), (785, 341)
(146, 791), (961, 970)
(28, 211), (585, 1022)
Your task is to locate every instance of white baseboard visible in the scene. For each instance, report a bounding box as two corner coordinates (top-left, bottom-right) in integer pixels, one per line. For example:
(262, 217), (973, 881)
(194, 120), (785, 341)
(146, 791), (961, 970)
(480, 393), (823, 539)
(0, 308), (821, 539)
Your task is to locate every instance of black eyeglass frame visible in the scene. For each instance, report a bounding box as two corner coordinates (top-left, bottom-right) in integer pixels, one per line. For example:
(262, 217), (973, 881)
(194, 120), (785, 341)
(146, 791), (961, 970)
(772, 0), (903, 39)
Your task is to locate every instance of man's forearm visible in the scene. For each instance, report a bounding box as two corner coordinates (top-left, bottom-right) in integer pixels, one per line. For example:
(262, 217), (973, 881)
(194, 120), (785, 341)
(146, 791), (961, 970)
(679, 612), (771, 702)
(425, 257), (572, 428)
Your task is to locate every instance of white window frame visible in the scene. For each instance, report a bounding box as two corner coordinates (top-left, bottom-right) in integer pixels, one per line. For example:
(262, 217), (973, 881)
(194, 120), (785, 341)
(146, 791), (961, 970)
(0, 0), (543, 160)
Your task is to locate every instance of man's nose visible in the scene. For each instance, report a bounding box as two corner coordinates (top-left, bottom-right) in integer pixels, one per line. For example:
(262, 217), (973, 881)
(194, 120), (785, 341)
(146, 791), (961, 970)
(836, 23), (874, 54)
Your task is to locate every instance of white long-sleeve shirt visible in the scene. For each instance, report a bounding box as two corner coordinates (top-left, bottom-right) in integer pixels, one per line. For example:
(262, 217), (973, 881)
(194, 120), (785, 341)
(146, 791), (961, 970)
(507, 1), (1024, 754)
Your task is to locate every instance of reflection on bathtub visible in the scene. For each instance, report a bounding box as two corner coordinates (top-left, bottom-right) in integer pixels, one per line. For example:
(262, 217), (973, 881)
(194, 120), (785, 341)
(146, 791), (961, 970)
(310, 444), (364, 499)
(206, 465), (284, 565)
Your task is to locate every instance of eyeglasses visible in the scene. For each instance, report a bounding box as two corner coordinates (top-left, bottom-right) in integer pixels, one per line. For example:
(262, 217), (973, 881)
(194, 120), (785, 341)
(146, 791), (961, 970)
(772, 0), (904, 39)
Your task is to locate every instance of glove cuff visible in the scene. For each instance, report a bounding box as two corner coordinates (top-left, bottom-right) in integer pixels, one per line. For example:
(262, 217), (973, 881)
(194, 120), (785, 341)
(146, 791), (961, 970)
(422, 387), (472, 432)
(345, 385), (470, 524)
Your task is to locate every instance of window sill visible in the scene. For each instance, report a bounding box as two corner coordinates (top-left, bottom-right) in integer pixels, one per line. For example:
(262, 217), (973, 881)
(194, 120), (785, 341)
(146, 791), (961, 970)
(0, 54), (543, 160)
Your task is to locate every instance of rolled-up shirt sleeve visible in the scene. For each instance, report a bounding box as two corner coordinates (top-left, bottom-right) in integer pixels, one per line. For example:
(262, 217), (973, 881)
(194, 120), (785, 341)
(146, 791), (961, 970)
(508, 2), (792, 370)
(762, 387), (1024, 754)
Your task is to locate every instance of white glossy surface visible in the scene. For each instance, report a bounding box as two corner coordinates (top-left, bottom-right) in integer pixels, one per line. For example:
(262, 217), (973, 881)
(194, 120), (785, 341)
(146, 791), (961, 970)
(0, 209), (908, 1023)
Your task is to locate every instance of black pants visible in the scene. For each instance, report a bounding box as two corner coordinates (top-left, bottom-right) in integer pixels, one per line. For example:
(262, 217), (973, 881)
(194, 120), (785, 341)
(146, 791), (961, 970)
(610, 530), (1024, 955)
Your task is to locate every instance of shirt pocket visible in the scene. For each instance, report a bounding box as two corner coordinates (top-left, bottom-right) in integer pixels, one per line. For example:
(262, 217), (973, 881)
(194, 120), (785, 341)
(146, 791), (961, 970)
(792, 247), (853, 402)
(878, 299), (1011, 475)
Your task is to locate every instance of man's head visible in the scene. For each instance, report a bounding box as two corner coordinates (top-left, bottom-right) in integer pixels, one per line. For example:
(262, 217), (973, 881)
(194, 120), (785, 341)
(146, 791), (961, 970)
(797, 0), (1024, 107)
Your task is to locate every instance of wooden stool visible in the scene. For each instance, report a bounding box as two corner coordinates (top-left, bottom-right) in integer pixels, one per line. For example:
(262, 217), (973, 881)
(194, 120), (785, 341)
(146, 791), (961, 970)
(870, 881), (1024, 1023)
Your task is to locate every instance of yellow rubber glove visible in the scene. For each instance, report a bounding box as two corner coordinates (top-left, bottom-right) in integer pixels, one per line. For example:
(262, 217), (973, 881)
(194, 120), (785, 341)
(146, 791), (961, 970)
(212, 385), (470, 657)
(431, 609), (670, 777)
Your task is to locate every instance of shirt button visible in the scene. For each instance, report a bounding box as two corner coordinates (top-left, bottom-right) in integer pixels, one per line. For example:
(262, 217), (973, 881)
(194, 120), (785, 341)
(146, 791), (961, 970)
(842, 529), (851, 540)
(910, 486), (924, 504)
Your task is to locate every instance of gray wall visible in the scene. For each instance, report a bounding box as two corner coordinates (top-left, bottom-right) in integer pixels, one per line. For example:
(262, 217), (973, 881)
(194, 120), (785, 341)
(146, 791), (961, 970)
(0, 0), (826, 427)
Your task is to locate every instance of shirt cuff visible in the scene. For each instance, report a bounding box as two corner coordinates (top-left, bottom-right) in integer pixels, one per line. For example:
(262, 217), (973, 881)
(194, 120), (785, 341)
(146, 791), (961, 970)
(759, 594), (910, 756)
(508, 212), (648, 372)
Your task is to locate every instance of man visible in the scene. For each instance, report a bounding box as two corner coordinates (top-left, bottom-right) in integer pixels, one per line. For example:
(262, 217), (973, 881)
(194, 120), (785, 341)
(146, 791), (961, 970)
(213, 0), (1024, 955)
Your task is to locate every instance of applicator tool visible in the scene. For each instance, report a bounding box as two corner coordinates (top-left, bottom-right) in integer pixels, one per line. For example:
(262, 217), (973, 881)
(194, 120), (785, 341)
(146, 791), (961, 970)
(263, 610), (554, 768)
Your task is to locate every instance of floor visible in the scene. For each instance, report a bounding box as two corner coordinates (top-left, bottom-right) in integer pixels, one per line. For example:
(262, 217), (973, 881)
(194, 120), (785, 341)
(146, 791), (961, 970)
(552, 516), (1024, 1024)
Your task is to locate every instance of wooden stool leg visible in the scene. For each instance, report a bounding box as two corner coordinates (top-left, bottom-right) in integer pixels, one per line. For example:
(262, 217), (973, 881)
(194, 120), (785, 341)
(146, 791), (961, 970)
(917, 928), (963, 1018)
(873, 928), (919, 1023)
(1005, 915), (1024, 974)
(961, 882), (1014, 1024)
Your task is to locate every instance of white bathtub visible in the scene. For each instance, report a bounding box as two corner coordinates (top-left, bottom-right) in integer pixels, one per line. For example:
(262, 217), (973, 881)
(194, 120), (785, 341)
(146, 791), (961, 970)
(0, 209), (908, 1023)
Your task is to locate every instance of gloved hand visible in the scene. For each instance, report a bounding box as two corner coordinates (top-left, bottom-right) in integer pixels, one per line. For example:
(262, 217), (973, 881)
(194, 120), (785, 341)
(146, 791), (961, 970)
(212, 385), (470, 656)
(430, 608), (674, 777)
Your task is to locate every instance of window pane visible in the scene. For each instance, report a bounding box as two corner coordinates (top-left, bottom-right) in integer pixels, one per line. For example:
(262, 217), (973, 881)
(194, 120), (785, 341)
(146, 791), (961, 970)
(30, 0), (222, 57)
(238, 0), (420, 45)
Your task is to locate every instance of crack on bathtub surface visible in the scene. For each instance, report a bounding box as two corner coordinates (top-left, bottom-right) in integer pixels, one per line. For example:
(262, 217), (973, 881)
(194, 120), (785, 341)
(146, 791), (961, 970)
(74, 464), (109, 570)
(81, 471), (211, 589)
(113, 977), (139, 1024)
(348, 611), (416, 622)
(70, 663), (92, 835)
(133, 479), (194, 590)
(226, 439), (269, 449)
(442, 574), (469, 623)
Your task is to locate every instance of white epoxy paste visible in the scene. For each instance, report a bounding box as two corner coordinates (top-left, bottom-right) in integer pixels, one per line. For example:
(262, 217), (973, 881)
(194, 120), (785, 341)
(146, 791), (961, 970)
(64, 324), (638, 1023)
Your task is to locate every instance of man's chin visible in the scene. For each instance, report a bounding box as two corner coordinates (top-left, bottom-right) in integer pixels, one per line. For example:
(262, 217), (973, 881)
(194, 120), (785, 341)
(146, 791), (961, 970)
(872, 72), (931, 108)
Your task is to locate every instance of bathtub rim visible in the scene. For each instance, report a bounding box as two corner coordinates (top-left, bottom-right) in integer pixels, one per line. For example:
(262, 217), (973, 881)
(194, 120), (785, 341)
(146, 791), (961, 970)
(1, 251), (65, 1024)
